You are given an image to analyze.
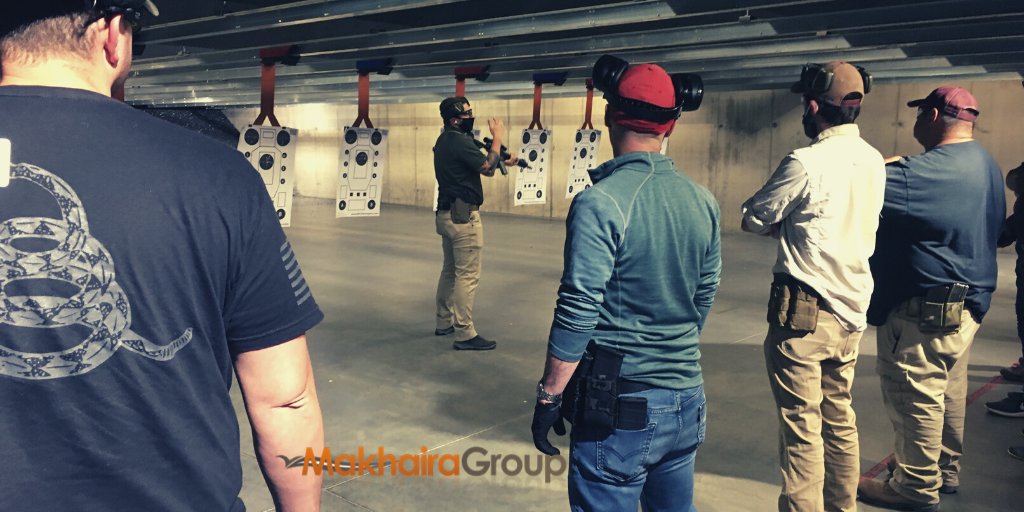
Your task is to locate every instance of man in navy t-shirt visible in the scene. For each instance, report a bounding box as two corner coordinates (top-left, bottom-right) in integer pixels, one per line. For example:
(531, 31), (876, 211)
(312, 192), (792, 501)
(858, 86), (1004, 511)
(0, 3), (326, 511)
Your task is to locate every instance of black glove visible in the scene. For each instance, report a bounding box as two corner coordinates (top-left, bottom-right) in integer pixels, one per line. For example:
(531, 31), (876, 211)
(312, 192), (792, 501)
(531, 401), (567, 455)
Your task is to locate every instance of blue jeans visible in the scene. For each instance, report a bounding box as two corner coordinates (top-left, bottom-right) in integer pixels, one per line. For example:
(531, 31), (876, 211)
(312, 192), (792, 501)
(1016, 241), (1024, 357)
(568, 385), (707, 512)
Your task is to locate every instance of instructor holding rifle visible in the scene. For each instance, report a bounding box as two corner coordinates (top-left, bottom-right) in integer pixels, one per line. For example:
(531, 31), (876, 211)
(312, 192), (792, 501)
(432, 96), (517, 351)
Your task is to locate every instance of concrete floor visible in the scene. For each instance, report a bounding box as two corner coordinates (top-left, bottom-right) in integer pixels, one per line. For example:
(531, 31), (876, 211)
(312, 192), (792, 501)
(234, 199), (1024, 512)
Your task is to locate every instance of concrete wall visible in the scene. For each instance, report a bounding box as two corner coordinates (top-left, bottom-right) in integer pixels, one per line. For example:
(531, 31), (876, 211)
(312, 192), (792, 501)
(226, 79), (1024, 232)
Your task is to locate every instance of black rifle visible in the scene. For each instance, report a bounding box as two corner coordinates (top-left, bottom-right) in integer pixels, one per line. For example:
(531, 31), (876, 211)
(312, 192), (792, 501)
(473, 137), (531, 175)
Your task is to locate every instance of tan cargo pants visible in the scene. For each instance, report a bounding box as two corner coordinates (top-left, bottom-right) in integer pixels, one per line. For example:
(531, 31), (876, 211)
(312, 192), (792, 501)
(435, 210), (483, 342)
(875, 299), (978, 505)
(765, 310), (862, 512)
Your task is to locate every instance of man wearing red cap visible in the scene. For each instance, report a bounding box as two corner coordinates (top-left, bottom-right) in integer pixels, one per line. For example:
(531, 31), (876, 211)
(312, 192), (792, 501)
(0, 3), (325, 511)
(741, 61), (885, 511)
(858, 86), (1004, 511)
(531, 56), (720, 511)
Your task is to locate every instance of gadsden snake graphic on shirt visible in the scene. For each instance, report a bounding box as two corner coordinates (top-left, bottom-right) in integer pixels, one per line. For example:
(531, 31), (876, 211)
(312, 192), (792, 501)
(0, 163), (193, 380)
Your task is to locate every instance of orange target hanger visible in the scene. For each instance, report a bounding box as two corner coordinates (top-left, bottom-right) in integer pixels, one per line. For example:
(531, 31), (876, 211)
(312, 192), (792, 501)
(253, 45), (301, 127)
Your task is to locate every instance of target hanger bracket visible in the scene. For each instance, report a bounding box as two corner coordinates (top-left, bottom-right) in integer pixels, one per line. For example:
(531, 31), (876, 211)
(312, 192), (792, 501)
(254, 45), (301, 127)
(529, 72), (567, 131)
(581, 79), (596, 130)
(352, 58), (394, 129)
(452, 65), (490, 96)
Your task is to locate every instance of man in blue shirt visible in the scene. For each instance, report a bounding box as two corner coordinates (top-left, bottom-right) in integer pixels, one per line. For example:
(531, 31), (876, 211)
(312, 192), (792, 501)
(858, 86), (1004, 512)
(531, 56), (720, 511)
(0, 3), (325, 511)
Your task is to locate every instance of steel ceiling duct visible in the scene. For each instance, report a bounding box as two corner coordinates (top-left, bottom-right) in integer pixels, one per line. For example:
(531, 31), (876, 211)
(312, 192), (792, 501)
(120, 0), (1024, 107)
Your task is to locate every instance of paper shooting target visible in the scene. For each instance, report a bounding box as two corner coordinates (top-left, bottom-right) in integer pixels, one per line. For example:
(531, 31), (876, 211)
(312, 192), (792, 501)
(515, 129), (550, 206)
(237, 125), (297, 227)
(337, 127), (388, 218)
(566, 129), (601, 198)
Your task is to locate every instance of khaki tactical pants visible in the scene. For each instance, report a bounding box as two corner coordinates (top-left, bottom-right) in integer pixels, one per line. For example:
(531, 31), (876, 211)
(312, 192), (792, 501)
(875, 299), (978, 505)
(435, 210), (483, 342)
(765, 310), (862, 512)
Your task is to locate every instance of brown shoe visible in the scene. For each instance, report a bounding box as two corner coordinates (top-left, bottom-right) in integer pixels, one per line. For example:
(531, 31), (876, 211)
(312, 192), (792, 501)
(857, 478), (939, 511)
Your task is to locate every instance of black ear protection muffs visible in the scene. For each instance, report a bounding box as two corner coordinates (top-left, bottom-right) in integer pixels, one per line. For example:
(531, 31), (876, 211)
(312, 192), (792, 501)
(592, 54), (703, 122)
(797, 63), (874, 97)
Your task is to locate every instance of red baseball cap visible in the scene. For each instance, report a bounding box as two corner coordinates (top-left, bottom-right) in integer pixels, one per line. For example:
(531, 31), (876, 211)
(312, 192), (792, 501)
(907, 86), (980, 122)
(608, 63), (677, 135)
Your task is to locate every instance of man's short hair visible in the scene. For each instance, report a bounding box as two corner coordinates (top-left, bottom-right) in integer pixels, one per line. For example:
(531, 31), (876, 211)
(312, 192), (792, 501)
(813, 99), (860, 125)
(0, 13), (95, 66)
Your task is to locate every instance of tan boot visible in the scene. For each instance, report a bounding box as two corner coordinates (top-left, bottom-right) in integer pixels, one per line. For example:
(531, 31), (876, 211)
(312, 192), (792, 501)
(857, 478), (939, 512)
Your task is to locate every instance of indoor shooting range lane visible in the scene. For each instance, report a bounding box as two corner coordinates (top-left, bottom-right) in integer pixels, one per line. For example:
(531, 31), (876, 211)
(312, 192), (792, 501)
(231, 201), (1024, 512)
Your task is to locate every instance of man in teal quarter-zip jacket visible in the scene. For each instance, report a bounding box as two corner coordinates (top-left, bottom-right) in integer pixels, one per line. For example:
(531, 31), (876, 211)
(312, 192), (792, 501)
(531, 56), (720, 512)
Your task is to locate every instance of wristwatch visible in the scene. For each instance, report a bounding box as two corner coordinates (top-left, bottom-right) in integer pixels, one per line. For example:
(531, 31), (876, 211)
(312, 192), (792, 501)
(536, 381), (562, 405)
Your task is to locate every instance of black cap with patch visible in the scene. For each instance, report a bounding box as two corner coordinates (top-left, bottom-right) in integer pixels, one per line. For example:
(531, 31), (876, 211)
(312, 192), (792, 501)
(1, 1), (159, 38)
(439, 96), (470, 121)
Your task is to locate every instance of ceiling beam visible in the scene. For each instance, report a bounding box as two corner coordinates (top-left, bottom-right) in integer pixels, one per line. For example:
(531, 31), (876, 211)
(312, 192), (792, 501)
(129, 0), (1022, 81)
(128, 59), (1021, 107)
(138, 0), (475, 45)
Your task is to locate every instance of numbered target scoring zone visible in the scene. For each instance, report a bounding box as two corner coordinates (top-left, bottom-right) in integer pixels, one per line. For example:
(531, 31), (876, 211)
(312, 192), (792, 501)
(337, 127), (388, 218)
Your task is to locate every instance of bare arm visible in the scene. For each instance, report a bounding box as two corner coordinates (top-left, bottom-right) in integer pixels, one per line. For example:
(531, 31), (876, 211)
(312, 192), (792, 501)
(540, 354), (579, 399)
(235, 335), (324, 512)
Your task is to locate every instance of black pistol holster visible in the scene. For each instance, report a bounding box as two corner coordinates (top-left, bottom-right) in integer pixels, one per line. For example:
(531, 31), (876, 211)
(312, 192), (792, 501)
(918, 282), (969, 334)
(767, 273), (823, 333)
(451, 198), (472, 224)
(560, 341), (648, 437)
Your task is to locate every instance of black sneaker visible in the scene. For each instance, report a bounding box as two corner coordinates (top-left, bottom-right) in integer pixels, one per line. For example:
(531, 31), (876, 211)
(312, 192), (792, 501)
(453, 335), (496, 351)
(434, 326), (455, 336)
(1009, 446), (1024, 462)
(985, 392), (1024, 418)
(1000, 358), (1024, 382)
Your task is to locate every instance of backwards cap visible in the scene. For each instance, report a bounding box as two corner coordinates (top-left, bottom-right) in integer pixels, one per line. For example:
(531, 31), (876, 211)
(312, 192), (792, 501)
(608, 63), (677, 135)
(439, 96), (470, 121)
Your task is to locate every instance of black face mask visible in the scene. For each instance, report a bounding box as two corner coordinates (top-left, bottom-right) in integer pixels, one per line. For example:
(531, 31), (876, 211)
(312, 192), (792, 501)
(802, 106), (819, 139)
(458, 117), (475, 133)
